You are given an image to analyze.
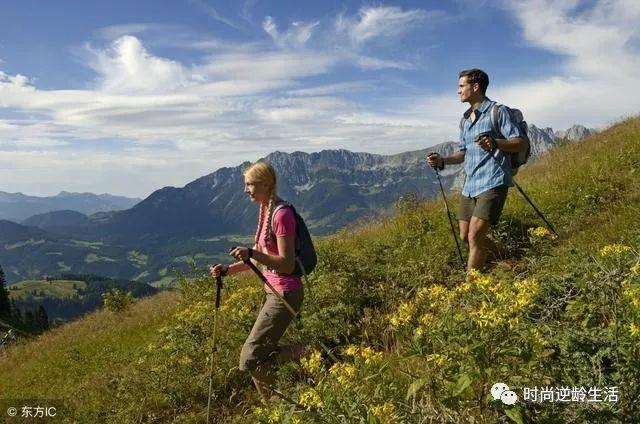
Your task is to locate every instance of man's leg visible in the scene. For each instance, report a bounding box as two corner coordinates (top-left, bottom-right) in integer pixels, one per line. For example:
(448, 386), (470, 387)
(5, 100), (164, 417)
(459, 219), (470, 245)
(467, 216), (492, 272)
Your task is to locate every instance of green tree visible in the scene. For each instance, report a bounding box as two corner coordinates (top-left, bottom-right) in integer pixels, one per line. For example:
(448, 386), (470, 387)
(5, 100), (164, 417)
(0, 265), (11, 320)
(36, 305), (49, 331)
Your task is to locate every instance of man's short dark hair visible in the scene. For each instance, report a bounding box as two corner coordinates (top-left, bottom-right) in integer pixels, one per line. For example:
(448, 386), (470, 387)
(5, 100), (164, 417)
(459, 68), (489, 94)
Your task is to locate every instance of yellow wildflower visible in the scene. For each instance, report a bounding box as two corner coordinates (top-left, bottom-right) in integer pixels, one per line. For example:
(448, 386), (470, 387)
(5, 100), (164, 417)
(301, 349), (323, 375)
(389, 302), (414, 327)
(622, 286), (640, 309)
(299, 388), (323, 410)
(599, 244), (632, 258)
(370, 402), (397, 423)
(267, 408), (282, 424)
(529, 226), (550, 240)
(360, 346), (383, 365)
(426, 353), (446, 366)
(631, 263), (640, 274)
(629, 322), (640, 338)
(344, 345), (359, 357)
(329, 363), (357, 387)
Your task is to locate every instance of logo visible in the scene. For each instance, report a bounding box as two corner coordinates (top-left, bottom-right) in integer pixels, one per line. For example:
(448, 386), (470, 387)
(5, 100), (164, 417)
(491, 382), (518, 405)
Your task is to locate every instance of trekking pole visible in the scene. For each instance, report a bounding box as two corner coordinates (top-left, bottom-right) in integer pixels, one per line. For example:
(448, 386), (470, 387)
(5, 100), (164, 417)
(206, 274), (223, 424)
(478, 133), (559, 238)
(428, 154), (466, 270)
(241, 258), (339, 363)
(510, 179), (559, 237)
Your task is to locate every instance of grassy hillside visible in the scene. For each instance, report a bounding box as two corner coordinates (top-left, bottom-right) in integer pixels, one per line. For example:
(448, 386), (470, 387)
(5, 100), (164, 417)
(1, 117), (639, 423)
(8, 279), (87, 299)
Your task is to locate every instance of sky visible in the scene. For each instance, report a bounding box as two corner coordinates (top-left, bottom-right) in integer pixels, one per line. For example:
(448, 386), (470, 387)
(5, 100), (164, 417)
(0, 0), (638, 198)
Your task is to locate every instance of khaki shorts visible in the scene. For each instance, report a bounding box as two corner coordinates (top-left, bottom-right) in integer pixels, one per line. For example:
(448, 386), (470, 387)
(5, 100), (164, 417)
(457, 185), (508, 225)
(239, 290), (303, 372)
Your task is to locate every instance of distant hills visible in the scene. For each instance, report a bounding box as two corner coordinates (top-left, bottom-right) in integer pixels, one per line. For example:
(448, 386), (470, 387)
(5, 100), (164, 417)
(0, 191), (141, 222)
(0, 124), (593, 283)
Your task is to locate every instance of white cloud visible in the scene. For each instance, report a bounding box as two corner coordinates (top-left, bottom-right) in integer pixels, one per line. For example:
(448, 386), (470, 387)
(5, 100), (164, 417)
(498, 0), (640, 128)
(87, 36), (191, 94)
(263, 16), (320, 49)
(189, 0), (245, 31)
(1, 1), (637, 197)
(335, 6), (431, 46)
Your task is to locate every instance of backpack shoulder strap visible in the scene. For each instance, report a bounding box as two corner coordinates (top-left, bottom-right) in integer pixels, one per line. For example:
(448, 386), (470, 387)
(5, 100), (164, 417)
(490, 102), (502, 138)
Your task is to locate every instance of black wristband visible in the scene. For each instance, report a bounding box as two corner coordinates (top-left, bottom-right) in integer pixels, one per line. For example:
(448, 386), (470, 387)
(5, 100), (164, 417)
(221, 265), (229, 276)
(247, 248), (253, 259)
(438, 159), (445, 170)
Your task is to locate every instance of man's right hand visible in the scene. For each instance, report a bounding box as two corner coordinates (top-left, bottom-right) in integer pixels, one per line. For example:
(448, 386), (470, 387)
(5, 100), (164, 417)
(426, 152), (444, 169)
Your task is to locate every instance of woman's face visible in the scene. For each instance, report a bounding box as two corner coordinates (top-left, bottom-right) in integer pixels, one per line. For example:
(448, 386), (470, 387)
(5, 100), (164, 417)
(244, 178), (270, 204)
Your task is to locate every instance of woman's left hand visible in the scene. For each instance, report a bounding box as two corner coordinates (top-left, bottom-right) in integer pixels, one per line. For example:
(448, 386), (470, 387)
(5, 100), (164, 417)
(229, 246), (251, 261)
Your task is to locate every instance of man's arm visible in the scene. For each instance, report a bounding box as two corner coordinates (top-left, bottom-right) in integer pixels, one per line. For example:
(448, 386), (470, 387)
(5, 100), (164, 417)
(496, 137), (528, 153)
(426, 150), (465, 168)
(443, 151), (465, 165)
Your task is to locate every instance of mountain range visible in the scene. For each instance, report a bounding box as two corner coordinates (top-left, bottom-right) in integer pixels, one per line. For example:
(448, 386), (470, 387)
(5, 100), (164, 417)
(0, 191), (141, 223)
(0, 125), (592, 283)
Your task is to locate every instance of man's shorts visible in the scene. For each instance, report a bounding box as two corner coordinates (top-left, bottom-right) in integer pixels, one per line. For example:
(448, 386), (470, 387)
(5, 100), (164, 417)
(457, 185), (508, 225)
(239, 289), (303, 372)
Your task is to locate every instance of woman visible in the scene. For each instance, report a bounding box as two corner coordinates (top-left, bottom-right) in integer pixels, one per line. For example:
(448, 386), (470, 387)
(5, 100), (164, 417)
(209, 161), (304, 404)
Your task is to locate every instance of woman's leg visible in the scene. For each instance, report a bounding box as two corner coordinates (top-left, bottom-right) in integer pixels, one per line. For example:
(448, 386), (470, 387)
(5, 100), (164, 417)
(239, 290), (303, 402)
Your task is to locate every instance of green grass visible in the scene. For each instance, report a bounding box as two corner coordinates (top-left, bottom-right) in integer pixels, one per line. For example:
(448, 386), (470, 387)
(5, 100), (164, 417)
(70, 240), (104, 249)
(1, 116), (639, 423)
(8, 279), (87, 299)
(197, 234), (254, 243)
(0, 292), (180, 421)
(127, 250), (148, 268)
(4, 239), (46, 250)
(84, 253), (116, 263)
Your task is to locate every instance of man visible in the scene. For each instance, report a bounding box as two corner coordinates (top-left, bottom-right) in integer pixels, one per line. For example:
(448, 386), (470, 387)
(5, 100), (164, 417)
(427, 68), (528, 273)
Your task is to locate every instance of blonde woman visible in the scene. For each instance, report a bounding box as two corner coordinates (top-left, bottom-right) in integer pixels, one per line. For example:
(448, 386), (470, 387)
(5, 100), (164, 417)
(209, 161), (304, 403)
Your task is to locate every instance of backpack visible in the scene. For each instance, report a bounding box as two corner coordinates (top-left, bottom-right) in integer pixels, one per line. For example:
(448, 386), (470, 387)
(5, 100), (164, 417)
(271, 201), (317, 277)
(489, 103), (531, 176)
(459, 102), (531, 176)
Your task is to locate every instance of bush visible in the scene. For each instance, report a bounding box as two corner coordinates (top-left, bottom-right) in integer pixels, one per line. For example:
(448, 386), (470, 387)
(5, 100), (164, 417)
(102, 289), (134, 312)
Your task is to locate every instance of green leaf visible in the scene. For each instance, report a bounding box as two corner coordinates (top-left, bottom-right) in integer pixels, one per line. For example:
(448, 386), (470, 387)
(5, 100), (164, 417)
(505, 407), (524, 424)
(452, 373), (472, 397)
(406, 378), (428, 401)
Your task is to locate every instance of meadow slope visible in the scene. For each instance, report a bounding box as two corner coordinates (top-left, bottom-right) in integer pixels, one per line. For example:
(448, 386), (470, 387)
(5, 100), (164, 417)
(1, 117), (639, 423)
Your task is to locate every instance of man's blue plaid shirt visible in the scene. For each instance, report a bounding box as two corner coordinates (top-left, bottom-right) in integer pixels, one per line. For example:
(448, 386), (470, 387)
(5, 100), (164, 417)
(458, 97), (523, 198)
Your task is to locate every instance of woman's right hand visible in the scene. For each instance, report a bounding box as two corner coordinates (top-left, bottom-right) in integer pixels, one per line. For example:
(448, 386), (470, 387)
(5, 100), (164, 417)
(209, 264), (229, 278)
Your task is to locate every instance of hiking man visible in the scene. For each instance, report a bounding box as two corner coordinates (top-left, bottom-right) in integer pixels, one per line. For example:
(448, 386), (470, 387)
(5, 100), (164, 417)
(209, 161), (305, 405)
(427, 68), (528, 273)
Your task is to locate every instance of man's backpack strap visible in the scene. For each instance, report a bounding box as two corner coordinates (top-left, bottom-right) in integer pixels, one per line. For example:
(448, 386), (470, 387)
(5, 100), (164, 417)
(490, 102), (503, 139)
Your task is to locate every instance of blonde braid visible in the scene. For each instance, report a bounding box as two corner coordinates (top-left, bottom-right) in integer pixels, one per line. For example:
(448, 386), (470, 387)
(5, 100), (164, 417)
(264, 193), (277, 243)
(254, 202), (265, 245)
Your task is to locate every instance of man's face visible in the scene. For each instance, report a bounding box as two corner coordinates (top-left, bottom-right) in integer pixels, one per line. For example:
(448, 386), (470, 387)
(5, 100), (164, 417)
(458, 76), (475, 103)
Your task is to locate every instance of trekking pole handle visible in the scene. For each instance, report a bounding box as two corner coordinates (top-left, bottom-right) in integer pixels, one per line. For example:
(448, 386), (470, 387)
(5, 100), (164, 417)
(427, 152), (444, 170)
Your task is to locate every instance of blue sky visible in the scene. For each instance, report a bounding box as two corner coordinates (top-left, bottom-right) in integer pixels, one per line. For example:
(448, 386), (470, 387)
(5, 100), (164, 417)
(0, 0), (638, 197)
